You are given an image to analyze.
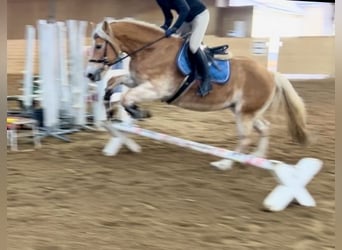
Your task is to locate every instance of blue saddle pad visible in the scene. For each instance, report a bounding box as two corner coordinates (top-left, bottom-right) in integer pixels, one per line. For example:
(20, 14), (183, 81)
(177, 43), (230, 84)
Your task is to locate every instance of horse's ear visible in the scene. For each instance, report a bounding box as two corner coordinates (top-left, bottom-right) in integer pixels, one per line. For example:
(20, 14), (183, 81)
(102, 20), (110, 33)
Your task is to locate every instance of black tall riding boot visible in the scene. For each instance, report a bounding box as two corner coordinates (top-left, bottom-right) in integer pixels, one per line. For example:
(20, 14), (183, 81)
(193, 49), (211, 96)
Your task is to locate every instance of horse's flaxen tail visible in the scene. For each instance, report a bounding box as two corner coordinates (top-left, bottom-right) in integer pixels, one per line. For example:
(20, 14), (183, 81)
(271, 72), (310, 145)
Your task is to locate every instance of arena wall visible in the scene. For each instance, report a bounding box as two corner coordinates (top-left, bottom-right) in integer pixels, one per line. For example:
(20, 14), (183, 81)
(7, 36), (335, 76)
(204, 36), (335, 75)
(7, 0), (219, 40)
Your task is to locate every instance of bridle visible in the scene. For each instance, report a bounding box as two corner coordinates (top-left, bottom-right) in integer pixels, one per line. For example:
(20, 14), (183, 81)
(88, 35), (124, 66)
(88, 33), (167, 68)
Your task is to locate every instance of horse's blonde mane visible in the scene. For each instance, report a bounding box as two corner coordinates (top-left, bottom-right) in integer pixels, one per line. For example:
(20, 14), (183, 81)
(118, 17), (163, 33)
(93, 17), (164, 41)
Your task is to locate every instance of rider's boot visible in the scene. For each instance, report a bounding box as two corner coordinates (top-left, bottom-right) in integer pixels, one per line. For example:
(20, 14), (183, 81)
(192, 49), (211, 96)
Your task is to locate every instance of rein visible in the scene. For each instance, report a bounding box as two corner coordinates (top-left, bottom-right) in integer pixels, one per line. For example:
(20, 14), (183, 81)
(90, 35), (167, 67)
(108, 32), (190, 67)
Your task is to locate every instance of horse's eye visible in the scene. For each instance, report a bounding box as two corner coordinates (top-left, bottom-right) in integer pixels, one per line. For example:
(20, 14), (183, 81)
(95, 44), (102, 49)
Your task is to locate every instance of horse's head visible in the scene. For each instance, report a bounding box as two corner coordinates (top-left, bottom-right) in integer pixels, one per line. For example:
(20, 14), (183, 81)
(86, 17), (182, 82)
(86, 19), (123, 82)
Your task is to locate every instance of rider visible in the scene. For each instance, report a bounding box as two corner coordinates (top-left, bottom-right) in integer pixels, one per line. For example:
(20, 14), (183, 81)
(155, 0), (211, 96)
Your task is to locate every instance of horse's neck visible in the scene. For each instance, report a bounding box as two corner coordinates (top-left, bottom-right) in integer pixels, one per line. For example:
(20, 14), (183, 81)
(113, 22), (165, 52)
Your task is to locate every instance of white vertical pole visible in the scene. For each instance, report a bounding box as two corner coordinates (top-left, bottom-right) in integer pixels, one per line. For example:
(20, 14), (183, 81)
(23, 25), (36, 109)
(76, 20), (89, 126)
(67, 20), (89, 127)
(56, 21), (72, 115)
(66, 20), (80, 124)
(37, 20), (59, 128)
(266, 35), (282, 72)
(93, 75), (107, 129)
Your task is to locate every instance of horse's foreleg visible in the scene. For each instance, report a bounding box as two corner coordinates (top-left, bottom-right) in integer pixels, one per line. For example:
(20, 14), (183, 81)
(210, 113), (254, 170)
(121, 82), (164, 120)
(252, 118), (270, 158)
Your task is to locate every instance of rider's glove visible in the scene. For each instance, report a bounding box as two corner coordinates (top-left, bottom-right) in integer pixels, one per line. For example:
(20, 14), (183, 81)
(165, 27), (177, 37)
(160, 24), (169, 31)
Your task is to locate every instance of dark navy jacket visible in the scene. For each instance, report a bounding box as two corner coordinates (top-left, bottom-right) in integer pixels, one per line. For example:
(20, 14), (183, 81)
(156, 0), (207, 30)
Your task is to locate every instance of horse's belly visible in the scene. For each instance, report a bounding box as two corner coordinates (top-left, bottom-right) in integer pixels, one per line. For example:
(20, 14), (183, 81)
(173, 99), (229, 112)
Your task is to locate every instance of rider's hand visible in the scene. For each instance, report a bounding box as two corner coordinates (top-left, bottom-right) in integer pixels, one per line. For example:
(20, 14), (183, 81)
(160, 24), (168, 31)
(165, 27), (177, 37)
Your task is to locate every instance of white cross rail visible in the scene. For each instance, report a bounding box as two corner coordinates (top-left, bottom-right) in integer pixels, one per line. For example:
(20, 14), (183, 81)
(103, 121), (323, 212)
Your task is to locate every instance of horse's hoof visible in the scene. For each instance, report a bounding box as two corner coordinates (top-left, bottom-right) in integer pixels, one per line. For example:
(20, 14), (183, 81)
(132, 110), (152, 120)
(124, 105), (152, 120)
(142, 110), (152, 118)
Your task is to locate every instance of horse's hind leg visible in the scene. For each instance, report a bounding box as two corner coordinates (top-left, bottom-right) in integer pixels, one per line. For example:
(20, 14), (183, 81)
(210, 113), (254, 170)
(252, 118), (270, 158)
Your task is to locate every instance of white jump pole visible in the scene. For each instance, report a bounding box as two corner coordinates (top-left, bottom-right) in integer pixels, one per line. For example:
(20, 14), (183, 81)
(36, 20), (72, 142)
(77, 21), (89, 127)
(23, 25), (36, 109)
(66, 20), (79, 125)
(56, 21), (72, 115)
(67, 20), (82, 126)
(92, 69), (112, 129)
(37, 20), (59, 128)
(67, 20), (89, 128)
(104, 121), (322, 212)
(266, 34), (282, 72)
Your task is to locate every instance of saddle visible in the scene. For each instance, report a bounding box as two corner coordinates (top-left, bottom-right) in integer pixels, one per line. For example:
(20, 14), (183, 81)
(177, 42), (231, 84)
(164, 41), (231, 104)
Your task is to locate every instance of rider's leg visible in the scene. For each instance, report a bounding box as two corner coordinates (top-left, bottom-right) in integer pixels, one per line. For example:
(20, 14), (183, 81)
(177, 22), (191, 37)
(193, 49), (211, 96)
(189, 10), (211, 96)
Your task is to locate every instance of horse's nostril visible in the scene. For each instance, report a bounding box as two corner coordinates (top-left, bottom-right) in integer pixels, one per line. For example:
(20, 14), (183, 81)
(87, 73), (96, 81)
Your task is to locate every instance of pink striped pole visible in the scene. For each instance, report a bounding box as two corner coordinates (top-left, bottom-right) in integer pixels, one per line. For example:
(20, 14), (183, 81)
(112, 122), (275, 170)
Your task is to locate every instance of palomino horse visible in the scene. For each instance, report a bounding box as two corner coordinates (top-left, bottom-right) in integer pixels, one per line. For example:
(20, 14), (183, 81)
(85, 18), (309, 170)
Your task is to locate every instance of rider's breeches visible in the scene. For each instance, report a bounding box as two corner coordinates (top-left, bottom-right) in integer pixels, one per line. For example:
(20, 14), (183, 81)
(177, 9), (210, 54)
